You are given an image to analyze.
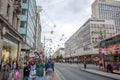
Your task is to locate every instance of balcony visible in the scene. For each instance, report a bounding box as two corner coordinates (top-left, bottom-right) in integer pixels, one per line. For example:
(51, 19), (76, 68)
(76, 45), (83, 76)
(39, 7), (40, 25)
(13, 0), (21, 13)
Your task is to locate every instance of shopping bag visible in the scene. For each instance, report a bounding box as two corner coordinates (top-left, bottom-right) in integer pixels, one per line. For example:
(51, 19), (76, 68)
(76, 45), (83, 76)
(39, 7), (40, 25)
(31, 69), (36, 76)
(15, 70), (20, 78)
(52, 72), (55, 79)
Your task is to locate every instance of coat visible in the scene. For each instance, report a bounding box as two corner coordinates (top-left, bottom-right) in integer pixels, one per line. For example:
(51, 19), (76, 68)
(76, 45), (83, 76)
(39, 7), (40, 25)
(23, 66), (30, 77)
(36, 62), (44, 77)
(45, 61), (54, 71)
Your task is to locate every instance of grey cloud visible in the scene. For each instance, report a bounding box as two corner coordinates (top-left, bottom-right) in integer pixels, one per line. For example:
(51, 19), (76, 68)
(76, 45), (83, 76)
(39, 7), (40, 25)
(36, 0), (95, 45)
(41, 0), (94, 24)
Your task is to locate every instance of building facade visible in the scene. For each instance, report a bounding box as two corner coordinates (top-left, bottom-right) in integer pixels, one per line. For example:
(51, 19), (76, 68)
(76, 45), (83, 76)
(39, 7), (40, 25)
(54, 48), (65, 60)
(65, 18), (116, 63)
(92, 0), (120, 34)
(0, 0), (23, 64)
(20, 0), (37, 60)
(35, 6), (42, 53)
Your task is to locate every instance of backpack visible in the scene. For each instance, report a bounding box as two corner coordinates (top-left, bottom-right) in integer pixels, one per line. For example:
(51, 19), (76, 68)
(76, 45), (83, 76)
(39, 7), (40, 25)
(47, 62), (53, 72)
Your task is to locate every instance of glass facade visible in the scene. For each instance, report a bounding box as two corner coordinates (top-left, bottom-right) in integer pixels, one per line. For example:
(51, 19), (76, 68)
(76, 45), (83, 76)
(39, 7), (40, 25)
(98, 3), (120, 33)
(26, 0), (36, 47)
(20, 0), (36, 48)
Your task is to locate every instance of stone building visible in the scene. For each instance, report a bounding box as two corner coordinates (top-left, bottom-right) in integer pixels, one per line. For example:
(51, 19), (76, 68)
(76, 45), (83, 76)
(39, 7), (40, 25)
(0, 0), (23, 64)
(65, 18), (116, 63)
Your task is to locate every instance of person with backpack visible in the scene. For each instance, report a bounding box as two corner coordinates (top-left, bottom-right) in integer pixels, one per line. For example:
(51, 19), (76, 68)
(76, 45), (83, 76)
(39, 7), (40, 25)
(45, 58), (54, 80)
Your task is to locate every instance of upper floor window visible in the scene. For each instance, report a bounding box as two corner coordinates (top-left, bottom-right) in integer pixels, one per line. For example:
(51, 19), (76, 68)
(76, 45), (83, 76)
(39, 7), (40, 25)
(20, 21), (26, 27)
(23, 0), (28, 3)
(22, 9), (27, 15)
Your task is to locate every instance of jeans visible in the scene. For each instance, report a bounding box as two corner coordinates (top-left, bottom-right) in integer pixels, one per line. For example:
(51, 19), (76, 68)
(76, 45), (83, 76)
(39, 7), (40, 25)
(37, 76), (42, 80)
(12, 69), (16, 78)
(24, 76), (29, 80)
(46, 75), (52, 80)
(29, 78), (36, 80)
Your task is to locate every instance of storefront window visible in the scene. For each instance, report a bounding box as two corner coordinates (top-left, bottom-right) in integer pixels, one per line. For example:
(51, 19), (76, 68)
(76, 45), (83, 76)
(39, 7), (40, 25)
(2, 38), (18, 65)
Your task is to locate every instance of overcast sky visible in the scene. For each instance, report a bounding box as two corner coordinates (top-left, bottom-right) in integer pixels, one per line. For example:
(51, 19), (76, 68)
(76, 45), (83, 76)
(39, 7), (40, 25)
(36, 0), (95, 53)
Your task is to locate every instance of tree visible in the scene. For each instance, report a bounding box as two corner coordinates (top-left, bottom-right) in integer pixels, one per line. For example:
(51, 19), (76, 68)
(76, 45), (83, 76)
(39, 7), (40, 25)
(56, 55), (60, 62)
(59, 54), (63, 61)
(55, 54), (63, 62)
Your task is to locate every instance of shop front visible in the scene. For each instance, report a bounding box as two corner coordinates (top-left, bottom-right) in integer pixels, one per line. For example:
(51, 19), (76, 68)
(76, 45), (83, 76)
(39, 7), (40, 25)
(0, 14), (23, 69)
(1, 34), (19, 65)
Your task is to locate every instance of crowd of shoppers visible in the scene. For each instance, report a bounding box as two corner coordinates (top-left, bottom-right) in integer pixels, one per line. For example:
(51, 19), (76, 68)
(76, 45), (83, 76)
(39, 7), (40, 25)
(0, 56), (55, 80)
(23, 58), (54, 80)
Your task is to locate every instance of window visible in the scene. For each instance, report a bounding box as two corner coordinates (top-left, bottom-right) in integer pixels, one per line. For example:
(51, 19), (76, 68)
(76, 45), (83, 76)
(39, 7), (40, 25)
(23, 0), (27, 3)
(20, 21), (26, 27)
(113, 37), (117, 44)
(114, 54), (120, 62)
(117, 36), (120, 43)
(7, 5), (10, 18)
(104, 55), (114, 62)
(106, 39), (112, 46)
(100, 41), (106, 47)
(22, 9), (27, 15)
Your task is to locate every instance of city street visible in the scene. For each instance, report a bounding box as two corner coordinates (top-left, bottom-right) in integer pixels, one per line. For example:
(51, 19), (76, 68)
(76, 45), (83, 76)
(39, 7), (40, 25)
(55, 63), (114, 80)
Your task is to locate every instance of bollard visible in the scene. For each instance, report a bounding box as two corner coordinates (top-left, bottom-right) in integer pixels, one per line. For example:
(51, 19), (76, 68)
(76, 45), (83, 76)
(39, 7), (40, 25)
(84, 62), (87, 69)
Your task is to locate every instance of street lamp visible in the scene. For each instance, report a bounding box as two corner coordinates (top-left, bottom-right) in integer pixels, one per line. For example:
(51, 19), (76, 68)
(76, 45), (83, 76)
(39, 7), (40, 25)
(44, 36), (52, 59)
(99, 25), (106, 68)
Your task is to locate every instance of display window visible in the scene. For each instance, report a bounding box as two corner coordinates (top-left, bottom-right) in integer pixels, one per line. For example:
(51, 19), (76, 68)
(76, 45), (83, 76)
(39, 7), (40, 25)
(2, 38), (18, 66)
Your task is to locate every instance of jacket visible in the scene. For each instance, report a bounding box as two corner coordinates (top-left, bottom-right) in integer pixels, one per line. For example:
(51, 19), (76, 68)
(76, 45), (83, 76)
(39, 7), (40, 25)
(36, 62), (44, 77)
(45, 61), (54, 71)
(23, 66), (30, 77)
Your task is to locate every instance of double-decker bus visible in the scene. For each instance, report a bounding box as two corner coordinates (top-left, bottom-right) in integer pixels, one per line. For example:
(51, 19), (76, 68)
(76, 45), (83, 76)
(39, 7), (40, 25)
(99, 34), (120, 73)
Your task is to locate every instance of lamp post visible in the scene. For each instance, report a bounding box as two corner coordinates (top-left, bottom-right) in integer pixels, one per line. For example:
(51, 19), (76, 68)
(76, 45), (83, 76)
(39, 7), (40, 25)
(80, 38), (87, 68)
(99, 26), (106, 68)
(44, 36), (52, 60)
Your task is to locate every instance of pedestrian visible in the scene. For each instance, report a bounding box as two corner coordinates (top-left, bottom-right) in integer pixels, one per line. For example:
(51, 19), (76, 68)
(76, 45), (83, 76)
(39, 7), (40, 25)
(11, 60), (18, 79)
(1, 61), (10, 80)
(29, 61), (36, 80)
(84, 61), (87, 69)
(23, 61), (30, 80)
(18, 60), (22, 70)
(45, 58), (54, 80)
(36, 58), (44, 80)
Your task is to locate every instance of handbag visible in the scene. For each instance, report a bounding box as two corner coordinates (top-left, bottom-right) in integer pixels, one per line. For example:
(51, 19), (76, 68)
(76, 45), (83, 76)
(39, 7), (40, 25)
(31, 69), (36, 76)
(16, 70), (20, 78)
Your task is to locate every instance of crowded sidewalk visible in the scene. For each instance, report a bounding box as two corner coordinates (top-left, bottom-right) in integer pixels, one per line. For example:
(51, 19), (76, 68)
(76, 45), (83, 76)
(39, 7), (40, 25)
(0, 57), (56, 80)
(6, 68), (61, 80)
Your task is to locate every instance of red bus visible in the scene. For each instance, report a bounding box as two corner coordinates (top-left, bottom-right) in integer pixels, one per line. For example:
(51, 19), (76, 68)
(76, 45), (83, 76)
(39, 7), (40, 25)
(99, 34), (120, 73)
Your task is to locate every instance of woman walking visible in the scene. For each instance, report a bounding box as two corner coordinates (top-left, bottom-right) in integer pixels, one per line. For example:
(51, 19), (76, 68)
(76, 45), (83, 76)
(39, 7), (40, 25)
(2, 62), (10, 80)
(23, 61), (30, 80)
(12, 60), (18, 79)
(29, 61), (36, 80)
(36, 58), (44, 80)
